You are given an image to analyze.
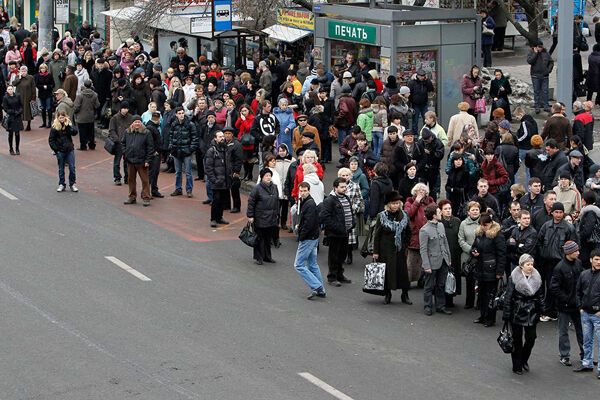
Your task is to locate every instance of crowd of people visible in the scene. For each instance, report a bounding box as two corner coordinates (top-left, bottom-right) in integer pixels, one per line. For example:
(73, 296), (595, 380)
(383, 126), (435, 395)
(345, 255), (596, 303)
(0, 9), (599, 379)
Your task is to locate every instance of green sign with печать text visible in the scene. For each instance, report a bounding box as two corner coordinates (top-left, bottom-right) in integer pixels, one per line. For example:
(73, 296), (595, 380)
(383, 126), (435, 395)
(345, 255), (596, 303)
(327, 20), (377, 45)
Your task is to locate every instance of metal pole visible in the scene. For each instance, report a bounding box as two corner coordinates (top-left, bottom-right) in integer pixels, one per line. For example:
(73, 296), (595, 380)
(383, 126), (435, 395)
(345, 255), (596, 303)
(556, 0), (573, 117)
(38, 0), (54, 51)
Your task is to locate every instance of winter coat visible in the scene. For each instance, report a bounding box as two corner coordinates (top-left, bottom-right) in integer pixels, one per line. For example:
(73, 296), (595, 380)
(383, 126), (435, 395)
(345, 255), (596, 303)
(507, 225), (538, 266)
(447, 111), (478, 144)
(421, 123), (448, 146)
(407, 77), (434, 107)
(519, 193), (544, 216)
(527, 49), (554, 78)
(334, 94), (357, 129)
(320, 193), (355, 238)
(554, 161), (585, 193)
(247, 181), (280, 228)
(250, 112), (279, 144)
(352, 169), (370, 200)
(380, 138), (400, 174)
(461, 74), (482, 110)
(542, 115), (572, 150)
(48, 123), (77, 153)
(53, 92), (75, 120)
(576, 268), (600, 313)
(503, 268), (543, 327)
(445, 164), (470, 209)
(404, 195), (436, 249)
(291, 161), (324, 200)
(481, 156), (509, 194)
(398, 175), (419, 202)
(131, 82), (151, 116)
(14, 74), (35, 122)
(63, 74), (78, 101)
(495, 143), (520, 181)
(373, 210), (411, 290)
(371, 104), (388, 132)
(458, 216), (480, 265)
(481, 16), (496, 46)
(108, 112), (134, 143)
(74, 68), (89, 95)
(49, 59), (67, 91)
(34, 72), (55, 100)
(169, 116), (199, 158)
(73, 87), (100, 124)
(540, 150), (568, 191)
(525, 148), (545, 181)
(416, 136), (445, 179)
(356, 108), (374, 142)
(123, 128), (154, 165)
(586, 50), (600, 92)
(573, 110), (594, 150)
(369, 176), (393, 219)
(515, 114), (538, 150)
(297, 195), (320, 241)
(579, 205), (600, 245)
(393, 140), (423, 177)
(205, 139), (234, 190)
(1, 94), (24, 132)
(303, 172), (324, 204)
(553, 183), (582, 217)
(471, 221), (506, 282)
(420, 220), (452, 271)
(537, 219), (578, 261)
(292, 124), (320, 156)
(273, 107), (296, 146)
(441, 216), (462, 272)
(551, 257), (584, 313)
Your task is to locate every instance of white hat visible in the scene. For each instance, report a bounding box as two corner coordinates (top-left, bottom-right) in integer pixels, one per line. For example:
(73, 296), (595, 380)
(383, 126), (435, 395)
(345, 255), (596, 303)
(342, 71), (352, 79)
(399, 86), (410, 95)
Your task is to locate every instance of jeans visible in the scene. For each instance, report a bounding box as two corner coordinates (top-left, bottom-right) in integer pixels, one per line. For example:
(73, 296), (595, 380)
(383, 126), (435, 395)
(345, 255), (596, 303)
(581, 311), (600, 370)
(174, 155), (193, 193)
(411, 104), (428, 133)
(294, 238), (324, 290)
(531, 76), (549, 110)
(113, 143), (128, 182)
(423, 262), (448, 312)
(39, 97), (53, 110)
(558, 311), (584, 359)
(205, 178), (213, 202)
(372, 130), (383, 159)
(518, 148), (530, 184)
(511, 323), (537, 371)
(56, 151), (76, 186)
(337, 128), (349, 147)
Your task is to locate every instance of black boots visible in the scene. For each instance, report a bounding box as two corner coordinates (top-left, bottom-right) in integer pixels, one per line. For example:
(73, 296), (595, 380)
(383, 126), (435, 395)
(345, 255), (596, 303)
(39, 109), (47, 128)
(401, 292), (413, 305)
(25, 121), (31, 131)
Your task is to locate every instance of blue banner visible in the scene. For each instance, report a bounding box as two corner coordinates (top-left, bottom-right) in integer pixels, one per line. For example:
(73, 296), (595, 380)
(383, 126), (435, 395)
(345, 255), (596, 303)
(213, 0), (232, 31)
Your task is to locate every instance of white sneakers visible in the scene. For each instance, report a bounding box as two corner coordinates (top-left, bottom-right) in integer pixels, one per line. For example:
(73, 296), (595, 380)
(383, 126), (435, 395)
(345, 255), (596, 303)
(57, 184), (78, 192)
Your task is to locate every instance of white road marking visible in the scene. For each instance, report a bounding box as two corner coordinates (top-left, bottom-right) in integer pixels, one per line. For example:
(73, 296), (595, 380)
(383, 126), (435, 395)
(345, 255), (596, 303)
(298, 372), (355, 400)
(105, 256), (152, 281)
(0, 187), (18, 200)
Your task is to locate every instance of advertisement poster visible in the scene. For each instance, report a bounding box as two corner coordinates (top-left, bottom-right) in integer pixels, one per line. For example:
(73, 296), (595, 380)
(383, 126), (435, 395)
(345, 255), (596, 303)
(277, 8), (314, 31)
(396, 50), (437, 86)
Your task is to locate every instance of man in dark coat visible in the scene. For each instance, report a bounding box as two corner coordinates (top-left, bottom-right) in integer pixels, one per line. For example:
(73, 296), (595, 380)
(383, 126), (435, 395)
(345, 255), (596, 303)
(145, 112), (164, 198)
(417, 128), (445, 200)
(519, 177), (544, 216)
(586, 43), (600, 106)
(407, 69), (434, 131)
(169, 106), (199, 197)
(542, 104), (572, 150)
(294, 181), (326, 299)
(223, 127), (243, 213)
(550, 240), (584, 367)
(108, 101), (134, 184)
(553, 150), (585, 193)
(73, 80), (100, 150)
(205, 131), (232, 227)
(540, 139), (568, 192)
(320, 178), (355, 287)
(507, 209), (537, 270)
(91, 58), (112, 127)
(122, 116), (154, 207)
(527, 40), (553, 113)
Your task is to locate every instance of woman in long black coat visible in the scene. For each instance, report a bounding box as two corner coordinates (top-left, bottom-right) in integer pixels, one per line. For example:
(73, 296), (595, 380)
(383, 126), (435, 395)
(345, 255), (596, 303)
(445, 154), (470, 218)
(2, 85), (24, 155)
(489, 69), (512, 121)
(586, 44), (600, 104)
(247, 168), (280, 265)
(439, 199), (462, 307)
(372, 190), (412, 305)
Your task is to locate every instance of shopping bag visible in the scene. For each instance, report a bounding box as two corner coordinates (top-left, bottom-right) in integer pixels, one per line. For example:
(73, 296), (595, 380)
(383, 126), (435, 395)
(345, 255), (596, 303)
(497, 321), (514, 354)
(362, 262), (386, 296)
(474, 97), (487, 114)
(445, 270), (456, 295)
(239, 222), (257, 247)
(30, 100), (40, 118)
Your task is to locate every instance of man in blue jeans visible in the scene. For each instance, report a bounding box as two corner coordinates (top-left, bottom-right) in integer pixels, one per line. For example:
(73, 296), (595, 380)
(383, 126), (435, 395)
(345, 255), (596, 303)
(407, 69), (433, 133)
(294, 182), (326, 299)
(527, 40), (553, 114)
(168, 106), (198, 198)
(574, 249), (600, 377)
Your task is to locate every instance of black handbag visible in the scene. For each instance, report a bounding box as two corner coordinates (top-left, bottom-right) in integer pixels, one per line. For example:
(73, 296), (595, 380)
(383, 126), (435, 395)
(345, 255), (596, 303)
(462, 256), (477, 277)
(493, 279), (506, 311)
(1, 114), (9, 130)
(103, 137), (117, 155)
(239, 222), (257, 247)
(497, 321), (514, 354)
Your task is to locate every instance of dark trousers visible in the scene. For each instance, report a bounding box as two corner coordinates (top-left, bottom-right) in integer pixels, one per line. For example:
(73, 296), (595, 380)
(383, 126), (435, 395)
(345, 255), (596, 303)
(211, 188), (228, 221)
(149, 155), (161, 194)
(195, 150), (204, 179)
(327, 236), (348, 282)
(482, 44), (493, 67)
(113, 143), (128, 182)
(492, 26), (506, 51)
(540, 259), (559, 317)
(127, 163), (150, 200)
(423, 262), (448, 312)
(511, 323), (537, 371)
(253, 226), (276, 262)
(478, 280), (498, 324)
(230, 177), (241, 210)
(8, 130), (20, 151)
(558, 311), (584, 359)
(465, 275), (476, 307)
(321, 136), (332, 163)
(279, 200), (289, 227)
(78, 122), (95, 149)
(549, 36), (558, 55)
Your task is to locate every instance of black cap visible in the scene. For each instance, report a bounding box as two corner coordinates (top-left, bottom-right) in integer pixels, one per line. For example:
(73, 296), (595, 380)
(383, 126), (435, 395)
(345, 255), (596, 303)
(222, 126), (235, 133)
(120, 100), (130, 109)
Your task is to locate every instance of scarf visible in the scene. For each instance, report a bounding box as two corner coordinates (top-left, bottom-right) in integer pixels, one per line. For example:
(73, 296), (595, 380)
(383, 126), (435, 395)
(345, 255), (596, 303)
(379, 210), (408, 251)
(511, 267), (542, 296)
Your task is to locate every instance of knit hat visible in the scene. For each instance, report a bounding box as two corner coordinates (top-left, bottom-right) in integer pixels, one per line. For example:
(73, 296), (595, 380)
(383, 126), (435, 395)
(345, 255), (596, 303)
(387, 75), (397, 86)
(499, 120), (511, 130)
(551, 202), (565, 212)
(83, 80), (92, 88)
(206, 110), (216, 117)
(153, 62), (163, 71)
(348, 156), (360, 164)
(120, 100), (130, 109)
(559, 172), (572, 180)
(563, 240), (579, 255)
(590, 164), (600, 175)
(492, 108), (505, 118)
(131, 115), (142, 122)
(569, 150), (583, 158)
(259, 168), (272, 179)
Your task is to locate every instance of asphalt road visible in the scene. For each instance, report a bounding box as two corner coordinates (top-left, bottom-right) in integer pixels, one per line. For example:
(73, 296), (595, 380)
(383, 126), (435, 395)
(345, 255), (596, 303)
(0, 154), (598, 400)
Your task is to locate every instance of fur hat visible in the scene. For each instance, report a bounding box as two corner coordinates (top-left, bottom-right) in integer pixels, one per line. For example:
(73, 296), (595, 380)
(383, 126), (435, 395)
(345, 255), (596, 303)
(384, 190), (402, 204)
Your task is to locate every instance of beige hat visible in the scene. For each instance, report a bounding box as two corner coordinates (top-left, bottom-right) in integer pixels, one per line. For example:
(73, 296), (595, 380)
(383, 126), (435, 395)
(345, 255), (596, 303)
(54, 88), (67, 96)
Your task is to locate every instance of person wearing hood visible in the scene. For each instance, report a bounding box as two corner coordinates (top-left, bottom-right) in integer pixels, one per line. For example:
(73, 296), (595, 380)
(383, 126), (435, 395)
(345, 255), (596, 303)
(502, 254), (543, 375)
(54, 88), (75, 122)
(553, 173), (582, 218)
(48, 111), (79, 192)
(49, 50), (67, 91)
(275, 144), (295, 230)
(302, 162), (324, 205)
(273, 98), (296, 151)
(383, 75), (399, 103)
(34, 62), (55, 128)
(373, 190), (412, 305)
(247, 168), (279, 264)
(14, 65), (35, 131)
(131, 73), (151, 116)
(554, 150), (585, 192)
(356, 98), (374, 142)
(73, 80), (100, 150)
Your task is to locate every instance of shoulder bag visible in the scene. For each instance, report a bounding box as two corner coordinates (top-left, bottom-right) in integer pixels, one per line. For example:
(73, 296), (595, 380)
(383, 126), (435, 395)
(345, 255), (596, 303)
(497, 321), (514, 354)
(239, 222), (258, 247)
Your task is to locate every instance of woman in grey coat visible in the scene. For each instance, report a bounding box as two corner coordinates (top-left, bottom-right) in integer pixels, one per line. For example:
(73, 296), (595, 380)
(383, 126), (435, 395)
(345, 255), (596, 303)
(247, 168), (279, 265)
(48, 50), (67, 92)
(458, 201), (481, 309)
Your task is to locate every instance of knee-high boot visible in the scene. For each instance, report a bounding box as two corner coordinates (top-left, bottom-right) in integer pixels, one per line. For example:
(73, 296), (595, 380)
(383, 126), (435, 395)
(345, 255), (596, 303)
(8, 131), (14, 154)
(39, 109), (47, 128)
(14, 132), (20, 154)
(47, 109), (53, 126)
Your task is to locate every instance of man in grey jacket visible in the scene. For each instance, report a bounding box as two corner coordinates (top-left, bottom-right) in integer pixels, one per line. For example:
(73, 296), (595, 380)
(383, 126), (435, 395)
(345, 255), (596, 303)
(419, 204), (452, 316)
(527, 40), (554, 114)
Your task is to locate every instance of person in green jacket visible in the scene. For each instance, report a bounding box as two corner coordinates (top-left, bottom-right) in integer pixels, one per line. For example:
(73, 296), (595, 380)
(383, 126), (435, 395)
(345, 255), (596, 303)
(356, 98), (374, 142)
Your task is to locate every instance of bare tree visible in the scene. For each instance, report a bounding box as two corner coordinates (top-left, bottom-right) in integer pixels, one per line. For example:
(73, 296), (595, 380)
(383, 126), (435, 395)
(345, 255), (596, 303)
(497, 0), (545, 45)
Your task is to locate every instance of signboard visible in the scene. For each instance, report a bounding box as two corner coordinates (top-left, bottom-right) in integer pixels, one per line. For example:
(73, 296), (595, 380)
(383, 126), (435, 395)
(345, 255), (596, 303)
(213, 0), (232, 31)
(277, 8), (314, 31)
(55, 0), (69, 24)
(327, 20), (377, 45)
(190, 16), (212, 33)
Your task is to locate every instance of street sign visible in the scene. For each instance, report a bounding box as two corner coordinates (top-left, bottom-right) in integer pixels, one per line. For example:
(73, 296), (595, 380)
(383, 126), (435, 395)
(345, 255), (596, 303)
(190, 16), (212, 33)
(55, 0), (69, 24)
(327, 20), (376, 45)
(213, 0), (232, 31)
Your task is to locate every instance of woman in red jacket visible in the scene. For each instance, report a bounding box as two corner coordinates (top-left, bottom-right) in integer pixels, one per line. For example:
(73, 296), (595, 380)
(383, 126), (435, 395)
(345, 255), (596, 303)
(235, 104), (256, 181)
(481, 145), (509, 194)
(404, 183), (436, 284)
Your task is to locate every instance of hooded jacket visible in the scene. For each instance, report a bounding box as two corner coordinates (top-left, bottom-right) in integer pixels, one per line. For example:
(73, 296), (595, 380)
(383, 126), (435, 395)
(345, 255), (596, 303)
(356, 108), (374, 141)
(472, 221), (506, 282)
(578, 204), (600, 244)
(73, 87), (100, 123)
(56, 96), (75, 122)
